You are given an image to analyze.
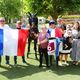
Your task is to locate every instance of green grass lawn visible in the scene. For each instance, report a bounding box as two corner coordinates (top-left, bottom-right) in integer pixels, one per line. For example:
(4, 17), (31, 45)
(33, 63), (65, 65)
(0, 43), (80, 80)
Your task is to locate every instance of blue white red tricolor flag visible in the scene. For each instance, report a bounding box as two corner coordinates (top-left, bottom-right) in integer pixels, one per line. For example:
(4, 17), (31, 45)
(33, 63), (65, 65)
(0, 29), (29, 56)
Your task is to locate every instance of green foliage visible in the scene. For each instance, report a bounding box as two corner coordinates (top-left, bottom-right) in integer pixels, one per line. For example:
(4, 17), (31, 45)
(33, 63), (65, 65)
(25, 0), (80, 19)
(62, 15), (80, 19)
(0, 0), (80, 21)
(0, 0), (22, 20)
(25, 0), (43, 15)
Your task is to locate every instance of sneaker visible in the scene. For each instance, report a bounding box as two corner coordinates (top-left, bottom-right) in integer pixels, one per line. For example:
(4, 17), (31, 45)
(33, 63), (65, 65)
(59, 62), (63, 66)
(75, 62), (78, 65)
(72, 61), (78, 65)
(72, 61), (76, 65)
(64, 62), (69, 66)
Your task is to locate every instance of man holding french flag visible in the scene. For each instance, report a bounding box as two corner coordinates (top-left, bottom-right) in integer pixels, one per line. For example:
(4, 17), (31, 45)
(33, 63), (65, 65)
(0, 17), (10, 66)
(0, 17), (29, 66)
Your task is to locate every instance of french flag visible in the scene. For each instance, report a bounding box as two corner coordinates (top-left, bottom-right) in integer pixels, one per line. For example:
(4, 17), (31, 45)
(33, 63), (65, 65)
(0, 29), (29, 56)
(50, 28), (63, 38)
(47, 28), (62, 56)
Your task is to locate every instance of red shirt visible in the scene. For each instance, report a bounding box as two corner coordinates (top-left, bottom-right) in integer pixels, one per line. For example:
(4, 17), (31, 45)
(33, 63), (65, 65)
(55, 28), (63, 38)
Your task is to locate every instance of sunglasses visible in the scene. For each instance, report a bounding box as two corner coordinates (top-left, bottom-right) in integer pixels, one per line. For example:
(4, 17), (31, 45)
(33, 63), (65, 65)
(0, 20), (5, 22)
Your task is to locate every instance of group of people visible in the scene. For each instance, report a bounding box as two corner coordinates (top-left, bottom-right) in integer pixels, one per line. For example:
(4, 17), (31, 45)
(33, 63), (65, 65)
(0, 17), (27, 67)
(37, 18), (80, 67)
(0, 17), (80, 68)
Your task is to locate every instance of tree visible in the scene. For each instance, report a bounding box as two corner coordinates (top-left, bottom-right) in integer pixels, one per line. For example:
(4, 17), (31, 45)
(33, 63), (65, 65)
(25, 0), (80, 20)
(0, 0), (22, 23)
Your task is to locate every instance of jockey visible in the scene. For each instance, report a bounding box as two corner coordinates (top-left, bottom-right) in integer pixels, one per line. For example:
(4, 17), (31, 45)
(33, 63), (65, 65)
(47, 20), (63, 66)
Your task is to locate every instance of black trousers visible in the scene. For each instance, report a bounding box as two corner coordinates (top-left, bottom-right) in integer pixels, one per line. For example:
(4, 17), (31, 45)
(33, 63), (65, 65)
(49, 55), (53, 66)
(14, 56), (25, 64)
(0, 56), (9, 64)
(38, 47), (48, 66)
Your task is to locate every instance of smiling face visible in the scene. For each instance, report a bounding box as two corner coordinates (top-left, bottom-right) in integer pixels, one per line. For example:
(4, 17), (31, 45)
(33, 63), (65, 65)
(49, 24), (56, 29)
(41, 25), (47, 33)
(0, 18), (5, 26)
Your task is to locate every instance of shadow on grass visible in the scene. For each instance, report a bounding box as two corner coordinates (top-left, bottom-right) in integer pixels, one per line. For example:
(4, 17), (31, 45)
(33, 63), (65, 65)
(1, 61), (80, 80)
(50, 61), (80, 76)
(0, 63), (48, 79)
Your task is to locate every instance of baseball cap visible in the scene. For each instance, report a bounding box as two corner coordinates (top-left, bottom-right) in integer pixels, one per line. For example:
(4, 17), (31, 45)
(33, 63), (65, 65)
(49, 20), (56, 25)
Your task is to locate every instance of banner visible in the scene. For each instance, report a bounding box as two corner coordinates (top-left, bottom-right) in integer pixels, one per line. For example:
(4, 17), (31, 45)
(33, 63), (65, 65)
(0, 29), (29, 56)
(47, 38), (56, 55)
(47, 37), (61, 56)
